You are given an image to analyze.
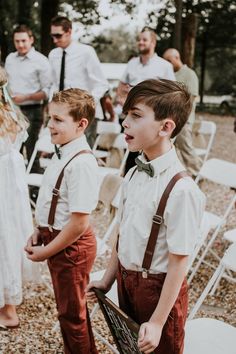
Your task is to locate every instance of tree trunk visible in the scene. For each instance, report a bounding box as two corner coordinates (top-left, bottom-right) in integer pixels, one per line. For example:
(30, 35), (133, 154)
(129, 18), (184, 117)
(182, 13), (198, 68)
(40, 0), (60, 56)
(200, 31), (208, 105)
(17, 0), (32, 26)
(173, 0), (183, 52)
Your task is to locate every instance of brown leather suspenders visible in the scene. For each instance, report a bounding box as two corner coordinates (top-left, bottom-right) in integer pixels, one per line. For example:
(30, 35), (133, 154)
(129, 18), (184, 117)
(141, 170), (189, 278)
(47, 150), (93, 231)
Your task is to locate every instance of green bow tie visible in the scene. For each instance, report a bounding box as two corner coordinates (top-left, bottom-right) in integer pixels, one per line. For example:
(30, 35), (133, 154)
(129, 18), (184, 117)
(135, 157), (154, 177)
(55, 145), (61, 159)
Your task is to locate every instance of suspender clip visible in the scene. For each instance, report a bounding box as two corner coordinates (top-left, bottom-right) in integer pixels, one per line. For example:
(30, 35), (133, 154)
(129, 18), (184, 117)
(142, 269), (148, 278)
(48, 225), (53, 232)
(152, 215), (163, 224)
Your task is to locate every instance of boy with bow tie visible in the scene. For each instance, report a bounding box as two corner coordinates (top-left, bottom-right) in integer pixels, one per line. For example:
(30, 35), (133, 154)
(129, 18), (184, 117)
(86, 79), (205, 354)
(25, 88), (99, 354)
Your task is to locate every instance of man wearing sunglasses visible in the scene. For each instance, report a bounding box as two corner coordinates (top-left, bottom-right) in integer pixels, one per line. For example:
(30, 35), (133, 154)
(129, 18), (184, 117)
(49, 16), (109, 147)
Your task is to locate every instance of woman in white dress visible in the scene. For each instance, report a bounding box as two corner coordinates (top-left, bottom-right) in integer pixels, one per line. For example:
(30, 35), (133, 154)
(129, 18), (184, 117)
(0, 66), (37, 329)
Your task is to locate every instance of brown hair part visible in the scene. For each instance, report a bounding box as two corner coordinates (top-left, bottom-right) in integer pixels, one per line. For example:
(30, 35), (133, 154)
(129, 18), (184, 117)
(13, 24), (33, 38)
(52, 88), (95, 126)
(123, 79), (192, 138)
(51, 16), (72, 32)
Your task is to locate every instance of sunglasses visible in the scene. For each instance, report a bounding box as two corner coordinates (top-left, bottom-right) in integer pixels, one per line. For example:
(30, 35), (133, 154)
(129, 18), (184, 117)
(51, 32), (65, 39)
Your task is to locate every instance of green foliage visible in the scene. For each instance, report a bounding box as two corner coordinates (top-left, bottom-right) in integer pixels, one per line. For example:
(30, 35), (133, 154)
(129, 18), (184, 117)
(91, 26), (137, 63)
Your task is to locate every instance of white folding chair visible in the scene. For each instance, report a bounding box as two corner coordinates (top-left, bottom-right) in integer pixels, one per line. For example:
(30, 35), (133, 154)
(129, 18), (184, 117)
(184, 318), (236, 354)
(224, 228), (236, 243)
(26, 131), (54, 207)
(188, 242), (236, 320)
(98, 133), (129, 183)
(96, 175), (122, 256)
(194, 120), (216, 165)
(92, 121), (121, 164)
(188, 158), (236, 283)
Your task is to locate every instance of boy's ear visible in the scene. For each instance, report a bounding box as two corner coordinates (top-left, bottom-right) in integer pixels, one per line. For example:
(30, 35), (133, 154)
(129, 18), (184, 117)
(159, 119), (176, 137)
(77, 118), (89, 130)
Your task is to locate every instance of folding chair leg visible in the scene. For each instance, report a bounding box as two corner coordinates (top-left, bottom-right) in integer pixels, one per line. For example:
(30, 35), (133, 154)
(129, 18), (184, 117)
(93, 329), (119, 354)
(209, 266), (225, 295)
(188, 263), (224, 320)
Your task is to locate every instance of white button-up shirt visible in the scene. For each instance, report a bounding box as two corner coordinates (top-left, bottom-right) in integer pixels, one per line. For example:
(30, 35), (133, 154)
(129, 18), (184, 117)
(121, 53), (175, 86)
(5, 47), (52, 105)
(118, 147), (205, 274)
(35, 135), (99, 230)
(49, 41), (109, 118)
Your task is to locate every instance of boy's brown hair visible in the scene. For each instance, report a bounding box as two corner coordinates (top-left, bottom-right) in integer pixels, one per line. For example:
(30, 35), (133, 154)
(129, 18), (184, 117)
(51, 88), (95, 125)
(13, 24), (33, 38)
(51, 16), (72, 32)
(123, 79), (192, 137)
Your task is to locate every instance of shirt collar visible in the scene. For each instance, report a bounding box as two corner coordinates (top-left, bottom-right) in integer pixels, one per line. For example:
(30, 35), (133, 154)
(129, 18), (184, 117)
(139, 52), (158, 65)
(61, 41), (77, 54)
(16, 47), (35, 59)
(139, 146), (178, 176)
(59, 135), (90, 159)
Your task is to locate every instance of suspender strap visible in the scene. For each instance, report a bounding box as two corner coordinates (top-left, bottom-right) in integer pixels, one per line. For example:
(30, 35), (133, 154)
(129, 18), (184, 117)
(47, 149), (93, 230)
(141, 170), (189, 274)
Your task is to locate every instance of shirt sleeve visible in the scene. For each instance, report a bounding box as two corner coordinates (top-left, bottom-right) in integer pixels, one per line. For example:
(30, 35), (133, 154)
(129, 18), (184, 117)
(164, 180), (205, 255)
(187, 70), (199, 97)
(38, 56), (53, 99)
(120, 63), (129, 83)
(85, 47), (109, 102)
(65, 156), (99, 214)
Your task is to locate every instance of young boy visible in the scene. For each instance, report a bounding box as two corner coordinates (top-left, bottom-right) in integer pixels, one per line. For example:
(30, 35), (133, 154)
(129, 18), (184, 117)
(25, 88), (99, 354)
(86, 79), (205, 354)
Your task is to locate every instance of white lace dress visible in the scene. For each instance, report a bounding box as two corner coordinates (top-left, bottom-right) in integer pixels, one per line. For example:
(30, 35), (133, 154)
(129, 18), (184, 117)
(0, 130), (39, 307)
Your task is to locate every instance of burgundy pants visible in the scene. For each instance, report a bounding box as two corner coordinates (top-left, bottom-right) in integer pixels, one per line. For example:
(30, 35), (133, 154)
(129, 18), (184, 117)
(117, 263), (188, 354)
(39, 226), (98, 354)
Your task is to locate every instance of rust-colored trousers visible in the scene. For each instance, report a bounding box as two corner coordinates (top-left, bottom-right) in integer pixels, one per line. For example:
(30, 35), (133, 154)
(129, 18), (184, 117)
(117, 263), (188, 354)
(40, 227), (98, 354)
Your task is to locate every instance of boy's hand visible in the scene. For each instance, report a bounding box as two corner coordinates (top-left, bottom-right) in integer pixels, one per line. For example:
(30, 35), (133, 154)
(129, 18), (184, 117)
(85, 280), (111, 301)
(26, 246), (48, 262)
(138, 321), (162, 353)
(25, 229), (42, 254)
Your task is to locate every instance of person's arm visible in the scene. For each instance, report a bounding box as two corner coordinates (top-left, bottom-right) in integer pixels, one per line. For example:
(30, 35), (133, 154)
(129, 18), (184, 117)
(138, 253), (188, 353)
(116, 81), (131, 106)
(13, 91), (47, 104)
(85, 244), (119, 299)
(25, 212), (89, 262)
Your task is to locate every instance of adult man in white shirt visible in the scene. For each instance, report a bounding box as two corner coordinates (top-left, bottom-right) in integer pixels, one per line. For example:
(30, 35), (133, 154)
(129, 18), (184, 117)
(49, 16), (109, 147)
(116, 27), (175, 173)
(5, 25), (52, 172)
(163, 48), (202, 177)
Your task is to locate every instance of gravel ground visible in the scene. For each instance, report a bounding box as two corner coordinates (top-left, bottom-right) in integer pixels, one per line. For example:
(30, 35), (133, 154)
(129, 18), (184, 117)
(0, 113), (235, 353)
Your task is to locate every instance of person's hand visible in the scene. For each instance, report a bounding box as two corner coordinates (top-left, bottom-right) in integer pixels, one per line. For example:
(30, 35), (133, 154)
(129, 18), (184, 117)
(137, 321), (163, 353)
(85, 280), (111, 301)
(26, 245), (48, 262)
(25, 229), (42, 254)
(12, 94), (28, 104)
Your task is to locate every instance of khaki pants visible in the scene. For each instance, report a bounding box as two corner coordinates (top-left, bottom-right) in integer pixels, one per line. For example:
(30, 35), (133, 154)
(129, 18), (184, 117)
(117, 263), (188, 354)
(175, 122), (202, 177)
(40, 227), (98, 354)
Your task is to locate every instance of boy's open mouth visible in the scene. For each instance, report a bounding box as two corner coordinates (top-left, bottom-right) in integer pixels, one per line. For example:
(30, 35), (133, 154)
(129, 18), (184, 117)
(124, 134), (134, 143)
